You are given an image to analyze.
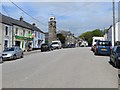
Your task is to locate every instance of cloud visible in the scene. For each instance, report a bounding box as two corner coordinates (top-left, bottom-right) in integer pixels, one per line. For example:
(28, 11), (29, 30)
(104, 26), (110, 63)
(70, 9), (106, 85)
(1, 2), (119, 36)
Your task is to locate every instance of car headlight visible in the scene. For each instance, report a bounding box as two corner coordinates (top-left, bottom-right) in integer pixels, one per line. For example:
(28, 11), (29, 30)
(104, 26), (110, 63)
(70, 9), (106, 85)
(7, 53), (13, 57)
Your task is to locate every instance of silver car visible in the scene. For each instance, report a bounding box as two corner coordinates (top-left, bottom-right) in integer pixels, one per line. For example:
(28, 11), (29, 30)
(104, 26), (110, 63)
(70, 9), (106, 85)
(2, 46), (24, 60)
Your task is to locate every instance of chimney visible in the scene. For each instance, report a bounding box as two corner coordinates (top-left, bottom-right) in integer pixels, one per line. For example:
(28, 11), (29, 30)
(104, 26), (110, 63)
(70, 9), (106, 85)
(20, 16), (23, 21)
(32, 23), (36, 26)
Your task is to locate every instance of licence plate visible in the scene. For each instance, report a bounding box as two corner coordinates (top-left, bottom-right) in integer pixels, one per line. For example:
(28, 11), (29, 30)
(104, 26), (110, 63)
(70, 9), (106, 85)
(101, 49), (107, 51)
(43, 46), (46, 48)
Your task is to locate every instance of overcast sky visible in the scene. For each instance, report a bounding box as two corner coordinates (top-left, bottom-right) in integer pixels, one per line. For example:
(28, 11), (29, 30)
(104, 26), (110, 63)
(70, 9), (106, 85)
(1, 1), (119, 36)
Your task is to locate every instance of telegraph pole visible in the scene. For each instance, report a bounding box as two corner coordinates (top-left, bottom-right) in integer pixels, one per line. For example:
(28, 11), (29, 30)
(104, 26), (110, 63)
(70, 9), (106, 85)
(113, 0), (116, 46)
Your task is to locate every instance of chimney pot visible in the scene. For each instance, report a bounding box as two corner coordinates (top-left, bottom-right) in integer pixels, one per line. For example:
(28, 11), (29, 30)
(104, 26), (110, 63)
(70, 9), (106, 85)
(20, 16), (23, 21)
(33, 23), (35, 26)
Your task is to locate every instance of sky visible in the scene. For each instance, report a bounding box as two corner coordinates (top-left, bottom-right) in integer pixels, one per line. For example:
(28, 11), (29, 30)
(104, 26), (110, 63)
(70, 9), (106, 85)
(1, 0), (119, 36)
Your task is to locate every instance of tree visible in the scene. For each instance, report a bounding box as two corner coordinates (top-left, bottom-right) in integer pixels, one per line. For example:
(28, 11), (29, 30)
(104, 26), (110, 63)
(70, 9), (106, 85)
(57, 34), (66, 47)
(79, 29), (104, 46)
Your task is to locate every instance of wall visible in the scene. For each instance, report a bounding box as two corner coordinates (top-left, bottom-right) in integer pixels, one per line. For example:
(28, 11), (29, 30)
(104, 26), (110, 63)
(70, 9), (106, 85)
(2, 23), (12, 50)
(0, 23), (2, 51)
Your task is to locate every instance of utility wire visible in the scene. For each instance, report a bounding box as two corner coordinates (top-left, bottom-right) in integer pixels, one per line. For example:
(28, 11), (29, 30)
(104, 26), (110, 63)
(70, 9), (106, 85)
(2, 4), (10, 17)
(9, 0), (47, 27)
(9, 0), (66, 32)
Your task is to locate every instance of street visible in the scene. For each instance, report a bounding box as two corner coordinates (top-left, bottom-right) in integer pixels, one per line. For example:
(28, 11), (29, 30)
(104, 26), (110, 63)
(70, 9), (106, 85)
(2, 47), (118, 88)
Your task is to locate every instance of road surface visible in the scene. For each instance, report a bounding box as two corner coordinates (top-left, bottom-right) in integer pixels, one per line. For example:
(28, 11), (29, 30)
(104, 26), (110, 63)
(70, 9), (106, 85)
(2, 47), (118, 88)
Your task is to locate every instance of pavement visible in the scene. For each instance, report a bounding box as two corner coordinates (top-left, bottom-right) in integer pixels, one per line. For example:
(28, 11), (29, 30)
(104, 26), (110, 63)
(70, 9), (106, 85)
(24, 49), (41, 56)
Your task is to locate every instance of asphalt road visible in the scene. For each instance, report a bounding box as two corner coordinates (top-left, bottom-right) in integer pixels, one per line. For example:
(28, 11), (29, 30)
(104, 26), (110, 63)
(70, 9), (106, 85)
(2, 47), (118, 88)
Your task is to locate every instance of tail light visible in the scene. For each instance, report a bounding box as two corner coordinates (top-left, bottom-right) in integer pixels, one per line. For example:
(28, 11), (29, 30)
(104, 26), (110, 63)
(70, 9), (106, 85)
(96, 44), (98, 51)
(110, 43), (112, 50)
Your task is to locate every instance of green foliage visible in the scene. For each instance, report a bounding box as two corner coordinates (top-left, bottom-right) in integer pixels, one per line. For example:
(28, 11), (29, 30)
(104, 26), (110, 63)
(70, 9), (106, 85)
(57, 34), (66, 45)
(79, 29), (104, 46)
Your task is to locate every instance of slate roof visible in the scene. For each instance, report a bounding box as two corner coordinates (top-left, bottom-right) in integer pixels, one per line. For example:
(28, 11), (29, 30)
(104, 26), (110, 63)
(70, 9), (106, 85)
(1, 13), (45, 34)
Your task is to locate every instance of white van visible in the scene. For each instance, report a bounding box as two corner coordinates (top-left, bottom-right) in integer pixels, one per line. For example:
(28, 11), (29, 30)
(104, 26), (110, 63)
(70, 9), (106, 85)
(51, 40), (62, 49)
(91, 37), (104, 51)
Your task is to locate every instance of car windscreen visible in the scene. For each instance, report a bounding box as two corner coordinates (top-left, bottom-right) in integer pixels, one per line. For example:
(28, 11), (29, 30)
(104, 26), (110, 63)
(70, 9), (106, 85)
(41, 44), (48, 47)
(95, 40), (100, 42)
(98, 41), (111, 46)
(116, 47), (120, 53)
(52, 42), (59, 44)
(42, 44), (48, 46)
(3, 47), (15, 52)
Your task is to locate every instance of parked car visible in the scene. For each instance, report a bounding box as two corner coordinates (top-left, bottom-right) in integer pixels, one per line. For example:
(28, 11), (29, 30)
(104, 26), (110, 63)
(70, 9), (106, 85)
(51, 40), (62, 49)
(2, 46), (24, 60)
(110, 45), (120, 68)
(67, 44), (75, 48)
(41, 43), (53, 52)
(91, 37), (104, 52)
(80, 41), (88, 47)
(94, 41), (112, 55)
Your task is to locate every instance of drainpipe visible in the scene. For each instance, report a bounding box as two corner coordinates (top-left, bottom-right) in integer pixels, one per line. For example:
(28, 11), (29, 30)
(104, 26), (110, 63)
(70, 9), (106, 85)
(12, 25), (14, 46)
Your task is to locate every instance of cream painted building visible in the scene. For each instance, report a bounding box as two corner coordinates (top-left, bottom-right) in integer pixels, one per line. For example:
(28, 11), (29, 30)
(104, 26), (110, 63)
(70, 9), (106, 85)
(1, 14), (45, 51)
(1, 14), (12, 51)
(0, 23), (2, 52)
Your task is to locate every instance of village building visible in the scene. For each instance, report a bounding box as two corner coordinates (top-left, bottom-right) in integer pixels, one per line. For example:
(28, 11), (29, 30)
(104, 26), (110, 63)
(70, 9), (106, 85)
(1, 13), (45, 51)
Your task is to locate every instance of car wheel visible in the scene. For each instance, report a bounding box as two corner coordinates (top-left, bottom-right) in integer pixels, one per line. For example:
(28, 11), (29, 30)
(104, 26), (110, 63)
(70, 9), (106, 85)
(94, 51), (97, 55)
(115, 60), (119, 68)
(109, 56), (112, 63)
(21, 53), (24, 58)
(13, 55), (17, 60)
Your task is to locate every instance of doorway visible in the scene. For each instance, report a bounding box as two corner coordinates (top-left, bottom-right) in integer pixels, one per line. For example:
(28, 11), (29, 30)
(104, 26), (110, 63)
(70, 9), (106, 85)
(15, 41), (21, 47)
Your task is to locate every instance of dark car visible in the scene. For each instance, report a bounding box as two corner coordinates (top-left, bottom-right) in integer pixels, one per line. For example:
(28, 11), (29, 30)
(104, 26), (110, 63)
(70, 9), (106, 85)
(41, 43), (52, 52)
(110, 45), (120, 68)
(68, 44), (75, 48)
(94, 41), (112, 55)
(2, 46), (24, 60)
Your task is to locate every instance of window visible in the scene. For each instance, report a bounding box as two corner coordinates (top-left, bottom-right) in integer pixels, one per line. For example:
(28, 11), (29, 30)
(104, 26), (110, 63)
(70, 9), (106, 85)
(4, 40), (8, 49)
(116, 47), (120, 53)
(23, 30), (25, 36)
(98, 41), (111, 46)
(15, 28), (18, 35)
(28, 31), (31, 34)
(38, 32), (41, 38)
(35, 32), (37, 37)
(5, 26), (8, 36)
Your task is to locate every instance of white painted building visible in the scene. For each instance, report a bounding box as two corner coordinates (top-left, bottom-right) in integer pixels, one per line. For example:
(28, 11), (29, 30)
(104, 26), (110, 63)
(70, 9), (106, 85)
(0, 14), (12, 51)
(2, 24), (12, 50)
(107, 22), (120, 46)
(0, 23), (2, 52)
(1, 14), (45, 51)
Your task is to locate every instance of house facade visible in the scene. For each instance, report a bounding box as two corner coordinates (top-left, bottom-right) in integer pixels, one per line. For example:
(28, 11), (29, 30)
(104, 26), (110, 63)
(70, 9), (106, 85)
(33, 25), (45, 49)
(106, 22), (120, 46)
(2, 23), (12, 50)
(1, 14), (13, 50)
(0, 23), (2, 51)
(1, 14), (45, 51)
(13, 24), (33, 51)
